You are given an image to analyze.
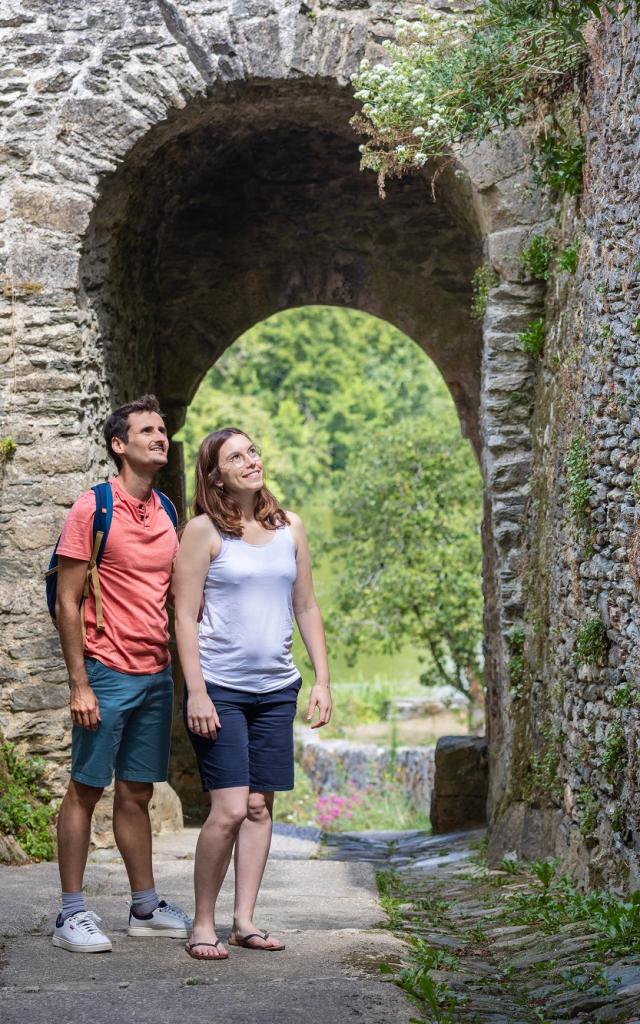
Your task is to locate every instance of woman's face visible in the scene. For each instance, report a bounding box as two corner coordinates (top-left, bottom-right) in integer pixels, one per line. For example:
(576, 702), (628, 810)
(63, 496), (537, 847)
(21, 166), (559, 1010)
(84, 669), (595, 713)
(216, 435), (264, 497)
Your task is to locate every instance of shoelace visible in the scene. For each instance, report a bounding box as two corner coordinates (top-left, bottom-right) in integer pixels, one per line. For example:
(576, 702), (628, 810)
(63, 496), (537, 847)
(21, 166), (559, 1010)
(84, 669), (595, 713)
(69, 911), (103, 934)
(159, 901), (191, 921)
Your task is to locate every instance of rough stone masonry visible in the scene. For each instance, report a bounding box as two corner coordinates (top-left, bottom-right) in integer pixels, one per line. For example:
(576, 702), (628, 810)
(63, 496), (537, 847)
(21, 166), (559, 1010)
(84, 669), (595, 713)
(0, 0), (638, 890)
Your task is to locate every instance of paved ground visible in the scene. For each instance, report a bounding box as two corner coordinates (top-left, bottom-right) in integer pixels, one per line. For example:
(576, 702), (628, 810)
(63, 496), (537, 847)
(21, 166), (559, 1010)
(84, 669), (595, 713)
(0, 825), (412, 1024)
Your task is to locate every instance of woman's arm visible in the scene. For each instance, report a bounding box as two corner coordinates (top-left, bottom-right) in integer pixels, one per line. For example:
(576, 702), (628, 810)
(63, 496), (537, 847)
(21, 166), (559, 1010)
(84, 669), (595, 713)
(173, 515), (221, 740)
(289, 512), (332, 729)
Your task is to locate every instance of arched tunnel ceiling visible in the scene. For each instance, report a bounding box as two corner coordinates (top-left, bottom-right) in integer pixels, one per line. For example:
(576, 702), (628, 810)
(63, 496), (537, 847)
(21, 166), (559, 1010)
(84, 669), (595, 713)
(83, 79), (484, 445)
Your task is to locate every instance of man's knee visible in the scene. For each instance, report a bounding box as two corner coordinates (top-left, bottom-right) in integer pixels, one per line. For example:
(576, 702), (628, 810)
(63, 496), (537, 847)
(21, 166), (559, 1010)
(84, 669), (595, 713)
(208, 799), (247, 835)
(114, 780), (154, 810)
(65, 779), (104, 810)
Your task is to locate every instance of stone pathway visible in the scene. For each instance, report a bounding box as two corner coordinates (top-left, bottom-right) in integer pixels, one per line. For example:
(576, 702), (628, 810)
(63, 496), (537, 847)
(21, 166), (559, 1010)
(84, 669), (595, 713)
(321, 828), (640, 1024)
(0, 825), (411, 1024)
(3, 826), (639, 1024)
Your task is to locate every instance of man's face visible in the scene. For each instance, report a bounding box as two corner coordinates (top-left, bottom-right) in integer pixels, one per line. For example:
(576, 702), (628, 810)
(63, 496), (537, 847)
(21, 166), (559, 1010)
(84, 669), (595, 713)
(112, 411), (169, 471)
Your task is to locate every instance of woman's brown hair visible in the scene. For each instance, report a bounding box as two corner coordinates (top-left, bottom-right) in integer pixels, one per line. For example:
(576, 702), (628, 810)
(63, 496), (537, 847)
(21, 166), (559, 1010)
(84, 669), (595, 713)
(192, 427), (289, 537)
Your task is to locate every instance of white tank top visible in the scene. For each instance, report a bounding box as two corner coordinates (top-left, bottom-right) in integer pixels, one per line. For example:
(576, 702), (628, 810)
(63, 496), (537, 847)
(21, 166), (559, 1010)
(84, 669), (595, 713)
(198, 524), (300, 693)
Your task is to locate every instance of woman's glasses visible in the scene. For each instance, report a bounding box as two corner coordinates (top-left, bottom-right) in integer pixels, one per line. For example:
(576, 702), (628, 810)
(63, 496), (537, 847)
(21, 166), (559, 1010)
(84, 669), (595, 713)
(222, 445), (262, 468)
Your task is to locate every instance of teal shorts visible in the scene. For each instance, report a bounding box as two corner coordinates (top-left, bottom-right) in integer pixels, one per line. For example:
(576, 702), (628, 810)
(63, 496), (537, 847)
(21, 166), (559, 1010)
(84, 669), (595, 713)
(71, 657), (173, 789)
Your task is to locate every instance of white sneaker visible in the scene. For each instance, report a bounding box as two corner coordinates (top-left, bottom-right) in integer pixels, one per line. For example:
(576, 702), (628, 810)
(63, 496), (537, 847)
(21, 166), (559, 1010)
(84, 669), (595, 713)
(52, 911), (113, 953)
(127, 899), (192, 938)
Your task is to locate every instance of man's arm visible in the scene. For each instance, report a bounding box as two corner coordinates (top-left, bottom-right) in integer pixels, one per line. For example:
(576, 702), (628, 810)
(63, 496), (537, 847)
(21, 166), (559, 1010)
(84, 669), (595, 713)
(56, 556), (101, 731)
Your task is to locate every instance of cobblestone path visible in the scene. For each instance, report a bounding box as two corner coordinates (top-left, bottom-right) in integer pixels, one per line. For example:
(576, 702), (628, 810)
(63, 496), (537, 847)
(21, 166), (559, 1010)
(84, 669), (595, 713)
(322, 829), (640, 1024)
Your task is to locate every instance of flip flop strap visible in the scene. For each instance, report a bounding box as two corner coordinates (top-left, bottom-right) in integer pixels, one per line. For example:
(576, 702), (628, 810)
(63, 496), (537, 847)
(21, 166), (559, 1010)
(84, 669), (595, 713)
(189, 940), (221, 949)
(241, 932), (268, 944)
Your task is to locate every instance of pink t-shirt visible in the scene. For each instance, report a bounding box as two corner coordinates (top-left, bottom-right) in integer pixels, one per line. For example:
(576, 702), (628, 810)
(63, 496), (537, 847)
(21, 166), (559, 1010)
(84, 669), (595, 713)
(56, 478), (178, 674)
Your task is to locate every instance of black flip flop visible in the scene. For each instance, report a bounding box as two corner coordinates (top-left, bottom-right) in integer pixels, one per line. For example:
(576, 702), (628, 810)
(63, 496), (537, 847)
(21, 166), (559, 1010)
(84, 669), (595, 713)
(228, 930), (285, 951)
(185, 938), (229, 960)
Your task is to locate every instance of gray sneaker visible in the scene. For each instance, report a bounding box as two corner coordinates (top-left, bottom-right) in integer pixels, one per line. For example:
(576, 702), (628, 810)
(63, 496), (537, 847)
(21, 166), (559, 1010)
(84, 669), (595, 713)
(127, 899), (191, 938)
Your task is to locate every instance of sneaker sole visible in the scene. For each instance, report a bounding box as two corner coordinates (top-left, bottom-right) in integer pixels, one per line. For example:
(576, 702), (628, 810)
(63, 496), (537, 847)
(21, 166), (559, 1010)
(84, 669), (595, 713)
(127, 926), (190, 938)
(52, 936), (112, 953)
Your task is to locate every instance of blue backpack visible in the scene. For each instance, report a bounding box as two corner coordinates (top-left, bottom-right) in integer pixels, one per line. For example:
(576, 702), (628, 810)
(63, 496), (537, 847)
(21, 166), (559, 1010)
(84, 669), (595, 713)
(46, 482), (178, 628)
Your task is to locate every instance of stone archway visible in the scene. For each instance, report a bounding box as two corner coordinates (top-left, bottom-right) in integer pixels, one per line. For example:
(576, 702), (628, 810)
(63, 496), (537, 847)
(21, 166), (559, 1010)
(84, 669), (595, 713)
(0, 1), (546, 838)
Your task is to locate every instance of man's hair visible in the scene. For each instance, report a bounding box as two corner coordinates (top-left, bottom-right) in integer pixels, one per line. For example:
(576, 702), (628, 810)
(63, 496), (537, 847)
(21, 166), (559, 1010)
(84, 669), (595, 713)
(103, 394), (163, 470)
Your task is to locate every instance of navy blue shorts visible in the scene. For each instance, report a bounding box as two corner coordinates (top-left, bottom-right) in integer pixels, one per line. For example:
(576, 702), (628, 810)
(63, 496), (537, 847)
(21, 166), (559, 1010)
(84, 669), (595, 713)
(183, 679), (302, 792)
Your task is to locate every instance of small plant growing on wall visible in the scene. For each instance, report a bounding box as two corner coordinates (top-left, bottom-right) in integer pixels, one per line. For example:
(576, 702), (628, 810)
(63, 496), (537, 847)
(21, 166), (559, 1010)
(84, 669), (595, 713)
(508, 628), (526, 699)
(520, 234), (555, 281)
(533, 133), (585, 196)
(565, 432), (591, 526)
(0, 437), (16, 465)
(557, 241), (580, 274)
(574, 617), (607, 667)
(600, 722), (627, 783)
(519, 318), (546, 357)
(576, 787), (598, 838)
(470, 264), (498, 321)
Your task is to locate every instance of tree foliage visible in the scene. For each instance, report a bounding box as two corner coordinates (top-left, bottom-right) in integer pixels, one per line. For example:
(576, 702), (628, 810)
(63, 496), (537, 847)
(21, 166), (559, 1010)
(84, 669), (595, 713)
(177, 306), (451, 505)
(326, 412), (483, 699)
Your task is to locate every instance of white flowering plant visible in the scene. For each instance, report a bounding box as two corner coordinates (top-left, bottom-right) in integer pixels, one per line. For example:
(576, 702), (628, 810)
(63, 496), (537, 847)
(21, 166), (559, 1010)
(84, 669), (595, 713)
(351, 1), (626, 195)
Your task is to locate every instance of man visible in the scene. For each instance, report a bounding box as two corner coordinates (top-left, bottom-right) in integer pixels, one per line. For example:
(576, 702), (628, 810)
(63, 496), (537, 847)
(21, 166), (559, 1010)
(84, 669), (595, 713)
(52, 394), (190, 953)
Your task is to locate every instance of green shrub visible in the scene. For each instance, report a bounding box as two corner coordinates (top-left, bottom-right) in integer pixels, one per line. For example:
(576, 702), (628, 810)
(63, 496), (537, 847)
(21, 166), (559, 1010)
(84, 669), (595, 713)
(576, 787), (598, 837)
(519, 318), (546, 357)
(470, 264), (499, 320)
(520, 234), (554, 281)
(574, 618), (607, 667)
(0, 741), (56, 860)
(613, 680), (638, 708)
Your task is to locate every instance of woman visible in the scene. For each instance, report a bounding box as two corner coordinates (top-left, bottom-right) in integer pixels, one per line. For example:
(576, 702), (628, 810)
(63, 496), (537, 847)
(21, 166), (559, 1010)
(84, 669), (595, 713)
(173, 427), (331, 961)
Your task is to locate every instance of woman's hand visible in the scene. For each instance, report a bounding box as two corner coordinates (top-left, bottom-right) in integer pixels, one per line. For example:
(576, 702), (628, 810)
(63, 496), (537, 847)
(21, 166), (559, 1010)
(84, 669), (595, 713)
(187, 690), (221, 740)
(306, 683), (332, 729)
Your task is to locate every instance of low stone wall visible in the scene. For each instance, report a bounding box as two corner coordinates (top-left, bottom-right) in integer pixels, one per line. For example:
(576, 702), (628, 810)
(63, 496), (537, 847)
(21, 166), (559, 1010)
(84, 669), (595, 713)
(299, 734), (435, 810)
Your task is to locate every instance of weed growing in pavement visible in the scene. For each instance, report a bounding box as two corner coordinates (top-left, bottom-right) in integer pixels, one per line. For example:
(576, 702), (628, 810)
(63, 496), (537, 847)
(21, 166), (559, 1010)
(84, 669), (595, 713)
(381, 936), (461, 1022)
(502, 859), (640, 956)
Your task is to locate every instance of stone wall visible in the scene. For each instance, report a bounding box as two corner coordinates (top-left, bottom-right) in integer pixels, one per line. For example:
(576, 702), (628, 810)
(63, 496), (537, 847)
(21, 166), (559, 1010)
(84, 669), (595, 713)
(487, 12), (640, 892)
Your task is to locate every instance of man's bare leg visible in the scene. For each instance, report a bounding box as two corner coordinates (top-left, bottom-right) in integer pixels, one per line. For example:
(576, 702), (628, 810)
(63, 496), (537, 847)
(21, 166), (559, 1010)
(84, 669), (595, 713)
(112, 780), (155, 891)
(57, 780), (104, 892)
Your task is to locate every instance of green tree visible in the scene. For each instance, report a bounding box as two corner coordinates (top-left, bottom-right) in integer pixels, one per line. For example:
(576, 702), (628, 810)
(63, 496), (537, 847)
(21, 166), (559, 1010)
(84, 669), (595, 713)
(326, 411), (483, 705)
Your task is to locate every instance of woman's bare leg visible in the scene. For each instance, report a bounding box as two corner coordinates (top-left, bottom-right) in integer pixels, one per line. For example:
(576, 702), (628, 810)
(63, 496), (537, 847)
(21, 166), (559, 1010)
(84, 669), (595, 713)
(189, 786), (248, 958)
(231, 791), (284, 949)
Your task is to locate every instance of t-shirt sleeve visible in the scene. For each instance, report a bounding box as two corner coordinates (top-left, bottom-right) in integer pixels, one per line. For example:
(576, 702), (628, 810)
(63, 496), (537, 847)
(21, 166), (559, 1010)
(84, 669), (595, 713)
(56, 491), (96, 562)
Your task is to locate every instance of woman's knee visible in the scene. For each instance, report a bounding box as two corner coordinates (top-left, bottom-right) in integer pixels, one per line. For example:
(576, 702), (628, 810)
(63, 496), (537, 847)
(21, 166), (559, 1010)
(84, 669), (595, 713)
(246, 791), (273, 823)
(208, 794), (248, 834)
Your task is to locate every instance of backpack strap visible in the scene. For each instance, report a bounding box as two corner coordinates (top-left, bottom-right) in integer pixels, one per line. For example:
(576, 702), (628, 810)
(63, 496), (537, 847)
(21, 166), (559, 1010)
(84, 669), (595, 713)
(83, 483), (113, 632)
(154, 489), (178, 531)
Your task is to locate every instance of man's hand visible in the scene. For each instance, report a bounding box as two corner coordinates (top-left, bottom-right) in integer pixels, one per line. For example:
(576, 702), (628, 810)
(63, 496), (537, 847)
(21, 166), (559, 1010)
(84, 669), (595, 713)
(306, 683), (332, 729)
(186, 690), (220, 740)
(70, 684), (101, 731)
